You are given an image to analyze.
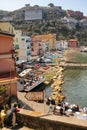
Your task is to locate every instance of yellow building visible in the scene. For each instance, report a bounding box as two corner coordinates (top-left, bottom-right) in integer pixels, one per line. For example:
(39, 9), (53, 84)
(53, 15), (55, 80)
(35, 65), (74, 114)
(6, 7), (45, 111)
(0, 22), (14, 34)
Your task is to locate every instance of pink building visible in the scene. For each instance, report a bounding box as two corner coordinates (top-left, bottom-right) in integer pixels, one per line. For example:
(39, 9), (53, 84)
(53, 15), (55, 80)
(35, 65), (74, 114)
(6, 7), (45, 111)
(0, 31), (18, 105)
(68, 39), (78, 48)
(31, 37), (42, 56)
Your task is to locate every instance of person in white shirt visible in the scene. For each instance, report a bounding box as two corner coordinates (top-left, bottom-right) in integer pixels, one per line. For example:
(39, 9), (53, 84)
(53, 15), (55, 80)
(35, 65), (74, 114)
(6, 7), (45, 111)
(83, 106), (87, 114)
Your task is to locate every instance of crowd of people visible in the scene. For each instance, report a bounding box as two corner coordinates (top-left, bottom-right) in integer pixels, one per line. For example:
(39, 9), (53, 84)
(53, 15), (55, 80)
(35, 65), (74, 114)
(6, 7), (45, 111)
(0, 104), (20, 128)
(47, 98), (87, 117)
(0, 99), (87, 128)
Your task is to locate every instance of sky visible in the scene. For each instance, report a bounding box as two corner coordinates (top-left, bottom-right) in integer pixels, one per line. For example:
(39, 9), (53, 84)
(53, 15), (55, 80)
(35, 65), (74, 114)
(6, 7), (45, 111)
(0, 0), (87, 16)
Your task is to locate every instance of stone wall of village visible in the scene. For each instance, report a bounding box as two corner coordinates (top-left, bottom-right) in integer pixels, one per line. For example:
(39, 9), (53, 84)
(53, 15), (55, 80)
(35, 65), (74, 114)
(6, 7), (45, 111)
(16, 109), (87, 130)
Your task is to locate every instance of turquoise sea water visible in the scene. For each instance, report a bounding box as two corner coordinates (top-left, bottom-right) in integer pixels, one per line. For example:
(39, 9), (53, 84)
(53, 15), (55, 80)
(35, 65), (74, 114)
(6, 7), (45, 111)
(62, 69), (87, 108)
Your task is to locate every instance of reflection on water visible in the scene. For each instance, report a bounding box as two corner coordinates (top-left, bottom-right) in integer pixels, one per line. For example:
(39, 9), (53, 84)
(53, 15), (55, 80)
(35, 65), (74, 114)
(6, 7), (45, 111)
(62, 69), (87, 108)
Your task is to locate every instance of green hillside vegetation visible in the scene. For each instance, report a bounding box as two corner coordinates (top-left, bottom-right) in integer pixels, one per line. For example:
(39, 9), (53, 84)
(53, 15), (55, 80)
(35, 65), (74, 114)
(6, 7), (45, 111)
(14, 19), (87, 46)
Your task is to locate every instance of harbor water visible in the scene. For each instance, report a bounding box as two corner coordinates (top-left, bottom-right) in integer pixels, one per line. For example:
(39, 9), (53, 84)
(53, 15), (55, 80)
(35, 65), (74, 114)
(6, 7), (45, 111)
(62, 69), (87, 108)
(45, 68), (87, 108)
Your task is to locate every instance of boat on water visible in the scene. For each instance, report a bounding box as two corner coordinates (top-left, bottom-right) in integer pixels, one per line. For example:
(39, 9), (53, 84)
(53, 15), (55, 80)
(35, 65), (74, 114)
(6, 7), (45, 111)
(17, 69), (45, 92)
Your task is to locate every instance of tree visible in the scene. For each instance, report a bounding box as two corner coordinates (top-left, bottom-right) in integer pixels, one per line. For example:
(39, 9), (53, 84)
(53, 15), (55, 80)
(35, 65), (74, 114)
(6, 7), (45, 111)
(75, 23), (81, 30)
(48, 3), (55, 7)
(34, 5), (39, 7)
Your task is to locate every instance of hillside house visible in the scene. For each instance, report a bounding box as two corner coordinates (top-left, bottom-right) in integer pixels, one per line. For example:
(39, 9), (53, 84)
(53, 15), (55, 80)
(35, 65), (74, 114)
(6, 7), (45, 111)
(62, 17), (78, 29)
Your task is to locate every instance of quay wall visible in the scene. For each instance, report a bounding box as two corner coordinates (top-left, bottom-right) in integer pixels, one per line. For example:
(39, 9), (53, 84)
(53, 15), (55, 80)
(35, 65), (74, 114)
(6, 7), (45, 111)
(16, 109), (87, 130)
(60, 62), (87, 69)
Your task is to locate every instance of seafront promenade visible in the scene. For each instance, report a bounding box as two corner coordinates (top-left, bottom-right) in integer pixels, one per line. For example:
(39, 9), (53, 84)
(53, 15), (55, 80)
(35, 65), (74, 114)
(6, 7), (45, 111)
(2, 108), (87, 130)
(5, 108), (87, 130)
(14, 92), (87, 129)
(2, 88), (87, 130)
(2, 111), (87, 130)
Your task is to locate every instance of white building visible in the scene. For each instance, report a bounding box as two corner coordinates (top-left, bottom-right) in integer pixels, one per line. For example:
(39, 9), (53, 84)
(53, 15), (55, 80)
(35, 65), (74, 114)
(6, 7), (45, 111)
(56, 40), (68, 50)
(62, 17), (78, 29)
(40, 41), (49, 54)
(25, 9), (43, 21)
(79, 18), (87, 27)
(14, 30), (31, 62)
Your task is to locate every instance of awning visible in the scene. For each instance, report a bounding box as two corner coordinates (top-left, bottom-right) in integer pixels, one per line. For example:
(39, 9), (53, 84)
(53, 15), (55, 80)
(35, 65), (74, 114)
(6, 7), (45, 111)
(19, 69), (32, 77)
(16, 60), (26, 65)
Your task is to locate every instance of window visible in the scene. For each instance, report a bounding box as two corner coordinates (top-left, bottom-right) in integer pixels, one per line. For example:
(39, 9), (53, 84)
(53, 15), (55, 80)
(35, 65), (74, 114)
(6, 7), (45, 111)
(16, 57), (19, 61)
(14, 44), (19, 49)
(27, 50), (30, 56)
(27, 44), (30, 49)
(21, 38), (25, 41)
(12, 28), (13, 34)
(39, 43), (41, 46)
(26, 39), (31, 42)
(31, 48), (34, 51)
(31, 42), (33, 46)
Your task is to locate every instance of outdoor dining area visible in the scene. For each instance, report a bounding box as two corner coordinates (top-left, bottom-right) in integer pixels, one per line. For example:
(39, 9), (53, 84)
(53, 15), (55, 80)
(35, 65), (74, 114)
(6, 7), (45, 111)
(47, 98), (87, 120)
(18, 68), (45, 92)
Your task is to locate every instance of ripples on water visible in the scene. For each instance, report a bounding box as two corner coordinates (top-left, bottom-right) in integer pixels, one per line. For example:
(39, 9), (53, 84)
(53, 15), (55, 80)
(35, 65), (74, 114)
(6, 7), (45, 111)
(62, 69), (87, 108)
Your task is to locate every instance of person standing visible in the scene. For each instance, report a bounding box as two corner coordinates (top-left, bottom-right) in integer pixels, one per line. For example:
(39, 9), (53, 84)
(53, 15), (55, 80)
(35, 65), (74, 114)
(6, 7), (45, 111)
(48, 102), (53, 113)
(6, 104), (20, 127)
(83, 106), (87, 114)
(0, 107), (6, 127)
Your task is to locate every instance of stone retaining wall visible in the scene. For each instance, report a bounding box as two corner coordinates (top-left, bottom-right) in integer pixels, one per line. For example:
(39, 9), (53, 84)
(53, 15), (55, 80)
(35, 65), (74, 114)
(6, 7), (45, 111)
(60, 63), (87, 69)
(16, 109), (87, 130)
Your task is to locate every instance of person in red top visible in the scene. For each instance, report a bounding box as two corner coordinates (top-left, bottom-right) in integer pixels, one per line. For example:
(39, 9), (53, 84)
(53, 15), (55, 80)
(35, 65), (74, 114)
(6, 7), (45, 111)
(6, 104), (20, 127)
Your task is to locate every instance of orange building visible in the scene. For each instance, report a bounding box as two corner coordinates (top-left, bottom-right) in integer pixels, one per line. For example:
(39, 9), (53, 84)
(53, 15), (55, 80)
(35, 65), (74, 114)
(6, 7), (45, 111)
(33, 34), (56, 50)
(68, 39), (78, 48)
(31, 34), (56, 56)
(0, 31), (18, 105)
